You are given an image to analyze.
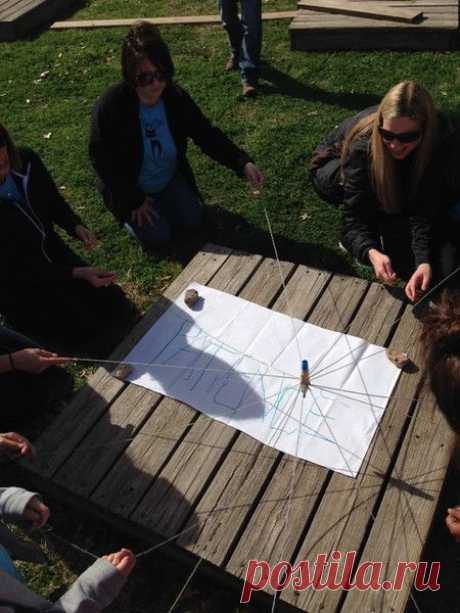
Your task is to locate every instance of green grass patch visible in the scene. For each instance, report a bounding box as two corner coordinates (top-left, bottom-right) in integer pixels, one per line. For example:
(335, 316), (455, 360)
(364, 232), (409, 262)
(70, 0), (296, 20)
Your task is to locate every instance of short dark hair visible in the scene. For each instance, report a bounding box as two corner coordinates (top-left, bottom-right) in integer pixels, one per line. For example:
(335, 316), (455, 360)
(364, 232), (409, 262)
(0, 122), (20, 171)
(121, 21), (175, 86)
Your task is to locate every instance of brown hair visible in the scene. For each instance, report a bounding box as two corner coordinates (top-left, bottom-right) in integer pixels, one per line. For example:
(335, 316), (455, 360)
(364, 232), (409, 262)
(341, 81), (437, 213)
(421, 290), (460, 434)
(0, 123), (21, 171)
(121, 21), (175, 87)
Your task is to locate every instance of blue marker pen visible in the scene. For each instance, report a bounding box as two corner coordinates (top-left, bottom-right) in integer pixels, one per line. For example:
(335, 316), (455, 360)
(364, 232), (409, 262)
(300, 359), (310, 397)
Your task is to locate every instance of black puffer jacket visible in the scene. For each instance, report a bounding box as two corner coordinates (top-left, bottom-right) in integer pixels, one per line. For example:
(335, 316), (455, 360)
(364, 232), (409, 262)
(89, 81), (252, 222)
(311, 107), (456, 266)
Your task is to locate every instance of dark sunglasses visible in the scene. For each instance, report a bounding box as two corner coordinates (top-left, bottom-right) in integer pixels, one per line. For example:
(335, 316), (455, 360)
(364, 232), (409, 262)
(378, 126), (422, 144)
(135, 70), (164, 87)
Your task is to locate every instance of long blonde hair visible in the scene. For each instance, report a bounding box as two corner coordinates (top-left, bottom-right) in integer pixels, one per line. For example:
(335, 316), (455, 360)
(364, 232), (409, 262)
(341, 81), (437, 213)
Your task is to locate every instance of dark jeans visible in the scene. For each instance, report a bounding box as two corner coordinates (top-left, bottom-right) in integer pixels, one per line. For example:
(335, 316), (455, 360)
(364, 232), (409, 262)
(0, 234), (135, 356)
(0, 325), (73, 429)
(126, 172), (203, 249)
(219, 0), (262, 85)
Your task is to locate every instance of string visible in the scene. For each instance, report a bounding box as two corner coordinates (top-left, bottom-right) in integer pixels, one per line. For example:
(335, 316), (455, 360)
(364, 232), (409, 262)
(39, 216), (453, 609)
(68, 356), (300, 382)
(166, 556), (204, 613)
(263, 206), (304, 365)
(257, 215), (432, 612)
(41, 528), (99, 560)
(306, 264), (460, 387)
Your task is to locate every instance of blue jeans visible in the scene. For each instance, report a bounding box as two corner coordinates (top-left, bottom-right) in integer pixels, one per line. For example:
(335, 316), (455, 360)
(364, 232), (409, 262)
(219, 0), (262, 85)
(127, 172), (203, 248)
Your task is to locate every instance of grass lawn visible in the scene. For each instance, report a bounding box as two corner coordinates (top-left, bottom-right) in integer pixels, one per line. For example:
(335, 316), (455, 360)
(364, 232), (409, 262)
(2, 0), (460, 610)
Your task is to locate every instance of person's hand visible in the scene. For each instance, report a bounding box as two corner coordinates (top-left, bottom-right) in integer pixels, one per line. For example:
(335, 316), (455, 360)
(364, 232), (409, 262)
(0, 432), (35, 459)
(23, 496), (49, 529)
(11, 348), (70, 374)
(130, 197), (159, 227)
(405, 263), (432, 302)
(446, 507), (460, 541)
(75, 225), (98, 251)
(368, 249), (397, 284)
(72, 267), (116, 288)
(103, 548), (136, 578)
(244, 162), (264, 194)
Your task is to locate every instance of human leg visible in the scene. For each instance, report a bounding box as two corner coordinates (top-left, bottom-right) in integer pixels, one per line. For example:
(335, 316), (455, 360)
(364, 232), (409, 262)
(310, 158), (343, 205)
(239, 0), (262, 87)
(125, 211), (171, 249)
(219, 0), (243, 67)
(157, 173), (203, 230)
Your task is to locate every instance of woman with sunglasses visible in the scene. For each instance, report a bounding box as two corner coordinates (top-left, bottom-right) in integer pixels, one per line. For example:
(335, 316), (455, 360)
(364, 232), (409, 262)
(0, 123), (135, 355)
(310, 81), (454, 301)
(90, 21), (263, 250)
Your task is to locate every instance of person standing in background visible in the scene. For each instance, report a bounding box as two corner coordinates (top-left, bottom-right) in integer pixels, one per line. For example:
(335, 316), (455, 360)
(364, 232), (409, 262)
(219, 0), (262, 97)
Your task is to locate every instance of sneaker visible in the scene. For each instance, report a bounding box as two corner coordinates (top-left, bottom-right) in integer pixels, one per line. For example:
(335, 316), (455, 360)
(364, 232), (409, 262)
(242, 83), (257, 98)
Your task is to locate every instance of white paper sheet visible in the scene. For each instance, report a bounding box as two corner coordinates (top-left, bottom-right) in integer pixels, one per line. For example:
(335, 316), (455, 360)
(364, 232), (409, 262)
(124, 283), (401, 477)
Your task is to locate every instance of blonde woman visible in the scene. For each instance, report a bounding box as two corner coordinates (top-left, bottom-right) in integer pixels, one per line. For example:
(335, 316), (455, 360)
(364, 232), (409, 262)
(310, 81), (454, 301)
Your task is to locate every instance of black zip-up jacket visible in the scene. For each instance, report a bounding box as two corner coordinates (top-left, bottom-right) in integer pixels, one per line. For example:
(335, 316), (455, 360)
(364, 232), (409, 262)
(312, 107), (455, 266)
(89, 81), (253, 223)
(0, 148), (83, 283)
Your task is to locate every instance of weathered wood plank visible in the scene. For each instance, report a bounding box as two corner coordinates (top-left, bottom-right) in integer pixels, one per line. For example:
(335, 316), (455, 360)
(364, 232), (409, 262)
(0, 0), (23, 15)
(341, 382), (455, 613)
(50, 11), (297, 30)
(91, 397), (197, 516)
(188, 268), (367, 572)
(0, 0), (74, 41)
(298, 0), (423, 23)
(282, 302), (429, 611)
(52, 385), (162, 497)
(179, 267), (333, 563)
(227, 282), (399, 580)
(290, 20), (457, 51)
(0, 0), (47, 21)
(28, 245), (231, 479)
(305, 273), (368, 331)
(292, 8), (457, 25)
(91, 252), (265, 520)
(130, 257), (296, 538)
(0, 0), (32, 19)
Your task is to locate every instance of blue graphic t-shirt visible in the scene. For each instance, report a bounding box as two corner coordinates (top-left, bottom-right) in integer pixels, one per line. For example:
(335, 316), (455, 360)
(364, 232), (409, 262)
(0, 174), (24, 206)
(138, 100), (177, 194)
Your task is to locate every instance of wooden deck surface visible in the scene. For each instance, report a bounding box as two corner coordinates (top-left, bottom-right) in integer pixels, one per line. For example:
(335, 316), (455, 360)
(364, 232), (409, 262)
(290, 0), (459, 50)
(0, 0), (70, 41)
(26, 244), (455, 612)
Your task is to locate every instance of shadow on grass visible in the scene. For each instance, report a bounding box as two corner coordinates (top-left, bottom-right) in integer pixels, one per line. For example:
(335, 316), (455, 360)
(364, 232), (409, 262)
(259, 63), (381, 110)
(161, 204), (356, 277)
(16, 0), (91, 42)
